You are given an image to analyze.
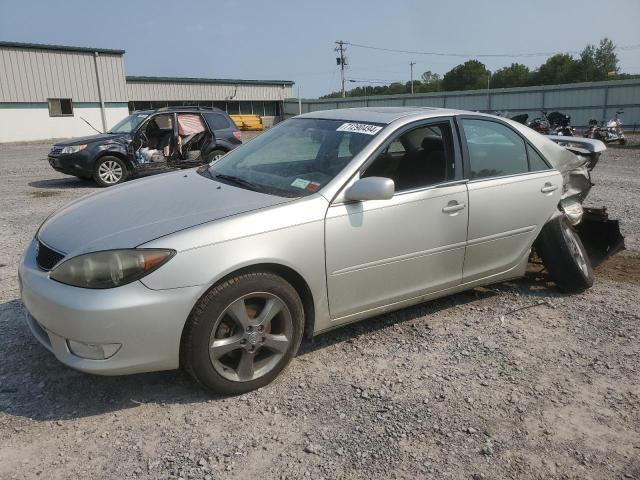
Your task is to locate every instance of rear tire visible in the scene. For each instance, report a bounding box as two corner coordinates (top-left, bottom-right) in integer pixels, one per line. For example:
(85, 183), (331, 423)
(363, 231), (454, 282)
(206, 149), (227, 163)
(535, 215), (594, 293)
(181, 272), (304, 395)
(93, 156), (128, 187)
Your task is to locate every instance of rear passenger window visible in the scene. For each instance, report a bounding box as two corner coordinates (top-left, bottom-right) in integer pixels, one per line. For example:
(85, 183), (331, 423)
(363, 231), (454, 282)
(362, 123), (454, 191)
(203, 113), (231, 130)
(527, 143), (550, 171)
(460, 119), (528, 179)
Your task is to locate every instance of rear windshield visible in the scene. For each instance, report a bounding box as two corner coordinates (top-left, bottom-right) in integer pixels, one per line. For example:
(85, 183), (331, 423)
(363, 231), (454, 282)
(203, 118), (383, 197)
(203, 112), (232, 130)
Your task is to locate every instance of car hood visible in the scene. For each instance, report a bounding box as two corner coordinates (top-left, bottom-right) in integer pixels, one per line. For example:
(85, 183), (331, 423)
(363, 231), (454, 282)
(38, 170), (292, 256)
(55, 132), (130, 146)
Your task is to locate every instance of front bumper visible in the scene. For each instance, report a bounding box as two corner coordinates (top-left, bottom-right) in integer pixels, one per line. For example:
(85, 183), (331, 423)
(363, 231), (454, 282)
(19, 239), (202, 375)
(48, 150), (95, 177)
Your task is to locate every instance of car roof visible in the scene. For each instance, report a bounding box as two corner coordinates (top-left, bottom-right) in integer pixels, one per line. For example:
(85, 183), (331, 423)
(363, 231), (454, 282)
(296, 107), (466, 124)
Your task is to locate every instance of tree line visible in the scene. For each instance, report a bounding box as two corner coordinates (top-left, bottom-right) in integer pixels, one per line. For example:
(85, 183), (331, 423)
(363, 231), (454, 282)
(321, 38), (638, 98)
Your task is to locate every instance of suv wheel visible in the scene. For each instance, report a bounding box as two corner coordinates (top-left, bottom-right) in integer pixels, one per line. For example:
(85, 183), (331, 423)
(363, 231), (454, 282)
(94, 156), (128, 187)
(206, 149), (227, 163)
(181, 272), (304, 394)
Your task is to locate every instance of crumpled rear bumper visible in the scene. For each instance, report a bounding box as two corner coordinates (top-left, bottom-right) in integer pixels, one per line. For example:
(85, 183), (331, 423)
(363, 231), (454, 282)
(576, 207), (625, 266)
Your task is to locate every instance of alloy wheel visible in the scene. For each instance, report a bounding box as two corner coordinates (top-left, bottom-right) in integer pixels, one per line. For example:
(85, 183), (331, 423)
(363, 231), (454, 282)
(209, 292), (293, 382)
(561, 221), (589, 276)
(98, 160), (123, 184)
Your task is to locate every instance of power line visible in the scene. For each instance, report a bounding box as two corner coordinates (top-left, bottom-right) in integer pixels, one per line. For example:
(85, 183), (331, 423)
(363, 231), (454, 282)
(347, 78), (395, 84)
(345, 41), (640, 58)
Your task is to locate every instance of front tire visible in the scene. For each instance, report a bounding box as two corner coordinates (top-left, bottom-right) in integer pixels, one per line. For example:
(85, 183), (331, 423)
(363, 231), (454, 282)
(93, 156), (128, 187)
(181, 272), (304, 394)
(535, 215), (594, 293)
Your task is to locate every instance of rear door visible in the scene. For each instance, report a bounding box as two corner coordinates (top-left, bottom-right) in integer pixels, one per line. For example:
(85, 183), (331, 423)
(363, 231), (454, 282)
(458, 117), (562, 282)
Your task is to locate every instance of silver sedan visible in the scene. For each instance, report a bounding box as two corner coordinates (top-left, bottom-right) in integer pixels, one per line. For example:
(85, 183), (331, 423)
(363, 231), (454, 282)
(19, 107), (621, 393)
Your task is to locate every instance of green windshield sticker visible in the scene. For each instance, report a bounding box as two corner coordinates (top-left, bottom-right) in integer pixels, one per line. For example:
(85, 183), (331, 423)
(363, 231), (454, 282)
(291, 178), (310, 189)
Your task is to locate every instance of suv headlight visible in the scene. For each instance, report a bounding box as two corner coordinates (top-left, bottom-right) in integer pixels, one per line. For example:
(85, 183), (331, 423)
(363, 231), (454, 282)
(50, 249), (175, 289)
(61, 144), (87, 154)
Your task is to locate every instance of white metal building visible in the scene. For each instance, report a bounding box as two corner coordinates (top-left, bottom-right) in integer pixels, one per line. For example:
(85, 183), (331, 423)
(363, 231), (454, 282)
(0, 41), (294, 142)
(126, 76), (294, 120)
(0, 41), (129, 142)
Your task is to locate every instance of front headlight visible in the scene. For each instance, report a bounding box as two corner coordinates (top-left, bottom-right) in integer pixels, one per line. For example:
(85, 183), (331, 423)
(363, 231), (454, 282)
(61, 144), (87, 154)
(50, 249), (175, 289)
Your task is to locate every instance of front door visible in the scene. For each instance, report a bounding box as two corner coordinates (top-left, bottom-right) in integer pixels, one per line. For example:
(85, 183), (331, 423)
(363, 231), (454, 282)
(131, 113), (176, 169)
(325, 120), (469, 319)
(458, 117), (563, 282)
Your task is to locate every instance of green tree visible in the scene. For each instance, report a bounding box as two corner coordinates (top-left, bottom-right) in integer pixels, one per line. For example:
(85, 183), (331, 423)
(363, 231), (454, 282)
(594, 37), (618, 78)
(533, 54), (580, 85)
(442, 60), (489, 91)
(490, 63), (531, 88)
(578, 44), (598, 81)
(388, 82), (407, 94)
(417, 70), (441, 92)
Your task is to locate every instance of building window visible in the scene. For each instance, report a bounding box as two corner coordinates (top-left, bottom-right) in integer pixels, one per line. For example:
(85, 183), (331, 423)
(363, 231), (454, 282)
(264, 101), (277, 116)
(48, 98), (73, 117)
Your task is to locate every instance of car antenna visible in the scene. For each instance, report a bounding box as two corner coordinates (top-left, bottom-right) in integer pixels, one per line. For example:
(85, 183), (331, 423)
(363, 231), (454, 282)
(80, 116), (103, 134)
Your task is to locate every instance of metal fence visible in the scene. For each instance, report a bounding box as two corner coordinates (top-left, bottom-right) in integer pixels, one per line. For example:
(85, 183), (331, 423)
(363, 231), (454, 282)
(284, 79), (640, 129)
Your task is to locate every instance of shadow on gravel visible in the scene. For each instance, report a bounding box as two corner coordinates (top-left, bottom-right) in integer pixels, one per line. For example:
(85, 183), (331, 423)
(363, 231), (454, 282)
(29, 178), (96, 190)
(0, 271), (560, 421)
(0, 299), (216, 422)
(299, 267), (561, 356)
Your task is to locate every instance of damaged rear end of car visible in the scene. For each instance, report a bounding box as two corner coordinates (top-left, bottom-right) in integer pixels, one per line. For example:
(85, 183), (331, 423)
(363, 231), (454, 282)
(521, 131), (625, 291)
(546, 135), (625, 266)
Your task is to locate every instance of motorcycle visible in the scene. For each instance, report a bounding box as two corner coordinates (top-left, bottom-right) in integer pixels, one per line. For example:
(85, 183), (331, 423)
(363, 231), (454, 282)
(547, 111), (575, 136)
(528, 110), (551, 135)
(584, 111), (626, 145)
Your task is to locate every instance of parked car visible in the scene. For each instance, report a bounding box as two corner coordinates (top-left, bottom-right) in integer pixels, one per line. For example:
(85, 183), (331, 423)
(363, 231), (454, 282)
(47, 106), (242, 187)
(20, 107), (623, 394)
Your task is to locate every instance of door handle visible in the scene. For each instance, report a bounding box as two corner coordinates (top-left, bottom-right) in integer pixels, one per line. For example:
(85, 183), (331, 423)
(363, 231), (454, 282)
(442, 201), (466, 214)
(541, 183), (558, 194)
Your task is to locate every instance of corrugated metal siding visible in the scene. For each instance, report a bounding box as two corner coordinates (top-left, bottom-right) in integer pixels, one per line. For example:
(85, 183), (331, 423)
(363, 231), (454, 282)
(0, 46), (127, 102)
(285, 79), (640, 127)
(126, 81), (293, 101)
(491, 92), (542, 110)
(544, 87), (606, 108)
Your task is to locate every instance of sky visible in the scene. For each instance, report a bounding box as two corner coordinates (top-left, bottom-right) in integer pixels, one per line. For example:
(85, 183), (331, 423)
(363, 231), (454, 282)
(1, 0), (640, 98)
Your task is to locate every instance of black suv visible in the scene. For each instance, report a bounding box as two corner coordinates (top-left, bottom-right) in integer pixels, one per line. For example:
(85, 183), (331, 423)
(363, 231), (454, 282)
(47, 106), (242, 187)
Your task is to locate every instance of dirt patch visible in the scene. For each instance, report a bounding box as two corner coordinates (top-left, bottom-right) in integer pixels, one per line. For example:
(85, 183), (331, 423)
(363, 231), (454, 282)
(28, 190), (60, 198)
(595, 252), (640, 285)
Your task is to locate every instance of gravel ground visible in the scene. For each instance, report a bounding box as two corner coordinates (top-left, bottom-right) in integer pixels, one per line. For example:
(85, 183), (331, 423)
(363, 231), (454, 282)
(0, 137), (638, 480)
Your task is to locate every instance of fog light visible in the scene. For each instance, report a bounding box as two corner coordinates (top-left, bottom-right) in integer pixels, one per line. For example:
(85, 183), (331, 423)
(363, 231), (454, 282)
(67, 340), (121, 360)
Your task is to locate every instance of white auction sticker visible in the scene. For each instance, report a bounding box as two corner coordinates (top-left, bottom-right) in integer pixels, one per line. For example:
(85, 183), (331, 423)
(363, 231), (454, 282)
(336, 122), (383, 135)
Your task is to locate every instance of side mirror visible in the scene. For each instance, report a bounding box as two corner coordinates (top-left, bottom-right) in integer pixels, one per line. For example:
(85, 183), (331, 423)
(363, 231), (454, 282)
(345, 177), (395, 202)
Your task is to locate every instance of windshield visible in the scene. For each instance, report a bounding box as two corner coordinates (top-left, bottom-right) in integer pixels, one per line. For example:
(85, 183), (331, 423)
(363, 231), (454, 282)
(108, 113), (149, 134)
(205, 118), (383, 197)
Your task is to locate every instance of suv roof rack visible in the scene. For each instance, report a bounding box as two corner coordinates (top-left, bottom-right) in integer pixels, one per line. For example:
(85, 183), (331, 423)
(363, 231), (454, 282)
(155, 106), (224, 112)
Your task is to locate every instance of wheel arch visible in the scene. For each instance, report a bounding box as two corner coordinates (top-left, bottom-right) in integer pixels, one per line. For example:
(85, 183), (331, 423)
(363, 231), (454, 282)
(96, 151), (134, 173)
(179, 262), (316, 367)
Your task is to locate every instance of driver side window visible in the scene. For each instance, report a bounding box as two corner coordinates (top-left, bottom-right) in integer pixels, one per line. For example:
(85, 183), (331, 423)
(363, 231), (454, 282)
(362, 123), (454, 191)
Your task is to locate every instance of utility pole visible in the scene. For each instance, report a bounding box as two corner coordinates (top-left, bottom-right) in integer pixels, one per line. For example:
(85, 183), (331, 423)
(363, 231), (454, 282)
(410, 61), (416, 94)
(335, 40), (347, 98)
